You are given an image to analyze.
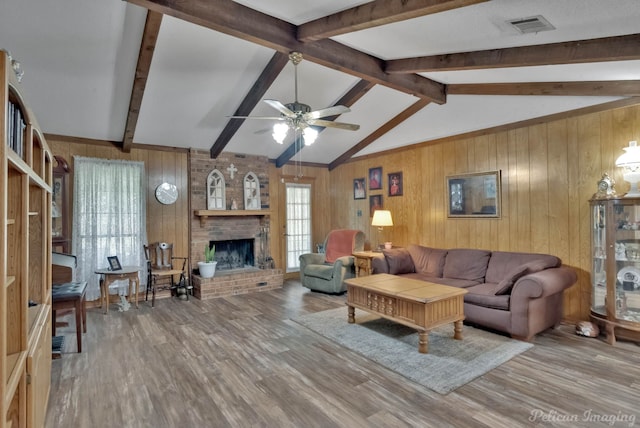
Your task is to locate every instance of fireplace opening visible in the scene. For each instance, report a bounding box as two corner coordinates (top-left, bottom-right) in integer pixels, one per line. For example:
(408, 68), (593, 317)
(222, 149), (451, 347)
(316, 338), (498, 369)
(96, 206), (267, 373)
(210, 238), (255, 271)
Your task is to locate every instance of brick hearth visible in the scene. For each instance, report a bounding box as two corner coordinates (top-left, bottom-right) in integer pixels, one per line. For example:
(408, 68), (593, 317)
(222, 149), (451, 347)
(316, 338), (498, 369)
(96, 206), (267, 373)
(189, 150), (283, 299)
(191, 268), (283, 300)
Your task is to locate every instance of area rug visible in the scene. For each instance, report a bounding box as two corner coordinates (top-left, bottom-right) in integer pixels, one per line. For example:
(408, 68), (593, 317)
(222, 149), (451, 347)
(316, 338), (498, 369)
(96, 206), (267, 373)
(292, 307), (533, 394)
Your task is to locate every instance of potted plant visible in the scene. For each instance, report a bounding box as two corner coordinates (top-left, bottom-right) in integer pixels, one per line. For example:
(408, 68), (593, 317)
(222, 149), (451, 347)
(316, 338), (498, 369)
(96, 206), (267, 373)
(197, 244), (217, 278)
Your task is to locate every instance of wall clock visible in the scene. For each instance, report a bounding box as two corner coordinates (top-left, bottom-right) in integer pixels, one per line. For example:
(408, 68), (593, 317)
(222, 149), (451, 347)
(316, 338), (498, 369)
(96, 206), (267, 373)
(155, 182), (178, 205)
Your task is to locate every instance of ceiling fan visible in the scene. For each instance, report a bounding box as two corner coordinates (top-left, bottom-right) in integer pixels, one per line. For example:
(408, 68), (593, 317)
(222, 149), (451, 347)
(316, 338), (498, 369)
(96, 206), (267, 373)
(229, 52), (360, 144)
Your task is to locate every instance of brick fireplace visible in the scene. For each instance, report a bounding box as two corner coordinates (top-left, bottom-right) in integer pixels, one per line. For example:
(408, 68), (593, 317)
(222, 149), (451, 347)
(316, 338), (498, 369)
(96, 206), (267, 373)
(189, 150), (283, 299)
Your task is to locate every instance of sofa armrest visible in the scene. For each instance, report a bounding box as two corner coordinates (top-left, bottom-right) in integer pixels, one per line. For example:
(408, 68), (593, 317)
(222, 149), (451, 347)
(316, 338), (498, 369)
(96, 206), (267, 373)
(372, 254), (390, 274)
(510, 266), (577, 339)
(511, 266), (577, 300)
(299, 253), (326, 267)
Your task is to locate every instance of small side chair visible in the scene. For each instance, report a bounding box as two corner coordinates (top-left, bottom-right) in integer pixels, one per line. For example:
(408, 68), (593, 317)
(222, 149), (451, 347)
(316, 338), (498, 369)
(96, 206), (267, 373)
(144, 242), (188, 307)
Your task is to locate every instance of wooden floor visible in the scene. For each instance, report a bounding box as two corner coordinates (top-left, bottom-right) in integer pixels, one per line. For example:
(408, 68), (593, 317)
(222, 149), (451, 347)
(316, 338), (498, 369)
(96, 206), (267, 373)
(47, 279), (640, 428)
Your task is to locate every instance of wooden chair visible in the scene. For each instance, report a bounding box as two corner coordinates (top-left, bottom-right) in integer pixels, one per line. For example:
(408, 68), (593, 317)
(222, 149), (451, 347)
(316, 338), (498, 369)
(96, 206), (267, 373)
(51, 252), (87, 353)
(144, 242), (188, 307)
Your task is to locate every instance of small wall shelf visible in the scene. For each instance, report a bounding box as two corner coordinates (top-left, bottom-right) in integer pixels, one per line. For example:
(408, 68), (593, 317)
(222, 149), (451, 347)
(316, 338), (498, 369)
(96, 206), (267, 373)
(194, 209), (271, 226)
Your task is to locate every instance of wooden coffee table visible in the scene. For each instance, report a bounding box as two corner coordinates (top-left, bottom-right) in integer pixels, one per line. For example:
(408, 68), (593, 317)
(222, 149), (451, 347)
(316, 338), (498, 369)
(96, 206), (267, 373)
(345, 273), (468, 353)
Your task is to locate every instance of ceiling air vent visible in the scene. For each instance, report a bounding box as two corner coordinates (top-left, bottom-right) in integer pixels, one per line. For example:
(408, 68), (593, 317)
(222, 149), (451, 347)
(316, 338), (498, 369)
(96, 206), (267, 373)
(507, 15), (555, 34)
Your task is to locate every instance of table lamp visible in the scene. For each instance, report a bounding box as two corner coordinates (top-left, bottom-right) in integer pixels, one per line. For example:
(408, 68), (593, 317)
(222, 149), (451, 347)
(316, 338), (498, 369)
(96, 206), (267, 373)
(616, 140), (640, 197)
(371, 210), (393, 251)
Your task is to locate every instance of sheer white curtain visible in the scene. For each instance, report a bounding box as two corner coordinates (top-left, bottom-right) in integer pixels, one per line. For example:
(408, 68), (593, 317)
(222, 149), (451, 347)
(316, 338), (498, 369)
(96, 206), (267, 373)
(72, 157), (147, 301)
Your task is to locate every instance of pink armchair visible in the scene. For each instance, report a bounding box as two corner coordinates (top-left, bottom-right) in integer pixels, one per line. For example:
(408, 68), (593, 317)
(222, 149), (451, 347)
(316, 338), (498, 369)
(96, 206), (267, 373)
(299, 229), (365, 294)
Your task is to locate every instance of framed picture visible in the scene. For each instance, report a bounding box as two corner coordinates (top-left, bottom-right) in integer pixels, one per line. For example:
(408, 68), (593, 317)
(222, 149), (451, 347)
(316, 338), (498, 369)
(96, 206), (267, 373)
(107, 256), (122, 271)
(51, 174), (64, 237)
(354, 178), (366, 200)
(369, 194), (383, 217)
(446, 170), (501, 218)
(388, 172), (403, 196)
(369, 167), (382, 190)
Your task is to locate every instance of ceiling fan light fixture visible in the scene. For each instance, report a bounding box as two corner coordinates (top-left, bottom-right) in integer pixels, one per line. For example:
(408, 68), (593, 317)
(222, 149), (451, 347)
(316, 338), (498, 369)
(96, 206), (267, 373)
(272, 122), (288, 144)
(303, 127), (318, 145)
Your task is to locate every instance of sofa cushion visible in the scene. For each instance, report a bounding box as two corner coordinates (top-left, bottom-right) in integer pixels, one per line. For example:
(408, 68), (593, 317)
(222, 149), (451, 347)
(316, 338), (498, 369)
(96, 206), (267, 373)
(485, 251), (560, 284)
(407, 245), (447, 277)
(464, 283), (510, 310)
(495, 264), (530, 295)
(382, 248), (415, 275)
(442, 249), (491, 282)
(392, 273), (480, 288)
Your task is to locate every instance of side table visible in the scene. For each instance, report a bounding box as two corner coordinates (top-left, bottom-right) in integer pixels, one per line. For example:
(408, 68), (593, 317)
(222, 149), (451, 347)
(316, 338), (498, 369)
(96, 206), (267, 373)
(95, 266), (142, 314)
(352, 251), (382, 277)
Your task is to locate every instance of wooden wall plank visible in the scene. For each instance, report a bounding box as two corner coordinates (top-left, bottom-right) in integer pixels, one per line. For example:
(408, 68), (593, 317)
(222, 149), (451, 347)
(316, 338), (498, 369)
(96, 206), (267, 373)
(330, 103), (640, 321)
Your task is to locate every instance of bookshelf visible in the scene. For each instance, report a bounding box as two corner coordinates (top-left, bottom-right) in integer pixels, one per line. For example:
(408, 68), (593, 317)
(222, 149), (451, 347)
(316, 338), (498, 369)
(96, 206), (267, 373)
(1, 50), (53, 428)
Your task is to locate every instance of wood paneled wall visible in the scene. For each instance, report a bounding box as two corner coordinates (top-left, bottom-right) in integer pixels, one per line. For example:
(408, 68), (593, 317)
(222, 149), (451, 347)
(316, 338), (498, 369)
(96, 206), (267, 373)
(48, 139), (189, 270)
(49, 100), (640, 319)
(328, 102), (640, 321)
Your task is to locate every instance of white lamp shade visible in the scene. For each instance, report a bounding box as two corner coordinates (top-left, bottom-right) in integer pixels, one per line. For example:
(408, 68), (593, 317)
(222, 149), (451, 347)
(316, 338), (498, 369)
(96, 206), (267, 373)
(615, 141), (640, 170)
(371, 210), (393, 227)
(616, 141), (640, 197)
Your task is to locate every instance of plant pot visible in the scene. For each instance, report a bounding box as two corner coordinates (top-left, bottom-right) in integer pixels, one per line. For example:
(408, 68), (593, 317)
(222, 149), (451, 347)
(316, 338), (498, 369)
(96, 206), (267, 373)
(198, 261), (217, 278)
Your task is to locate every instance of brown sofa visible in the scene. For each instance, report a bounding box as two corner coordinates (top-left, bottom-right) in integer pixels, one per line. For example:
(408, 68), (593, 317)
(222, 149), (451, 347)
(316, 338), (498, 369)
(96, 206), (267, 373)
(371, 245), (577, 341)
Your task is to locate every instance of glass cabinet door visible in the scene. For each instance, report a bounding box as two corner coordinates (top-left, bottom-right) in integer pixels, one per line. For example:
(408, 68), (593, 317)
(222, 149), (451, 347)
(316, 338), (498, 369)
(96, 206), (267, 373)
(613, 202), (640, 323)
(591, 202), (606, 316)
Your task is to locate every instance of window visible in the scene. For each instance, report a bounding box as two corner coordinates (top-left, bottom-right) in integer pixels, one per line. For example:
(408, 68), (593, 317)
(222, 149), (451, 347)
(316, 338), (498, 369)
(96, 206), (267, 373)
(72, 157), (147, 301)
(285, 183), (311, 273)
(207, 169), (226, 210)
(244, 172), (260, 210)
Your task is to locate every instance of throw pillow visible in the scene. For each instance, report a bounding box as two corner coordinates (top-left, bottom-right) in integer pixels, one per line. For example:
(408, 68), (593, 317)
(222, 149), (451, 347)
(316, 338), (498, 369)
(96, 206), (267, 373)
(495, 264), (530, 295)
(383, 248), (415, 275)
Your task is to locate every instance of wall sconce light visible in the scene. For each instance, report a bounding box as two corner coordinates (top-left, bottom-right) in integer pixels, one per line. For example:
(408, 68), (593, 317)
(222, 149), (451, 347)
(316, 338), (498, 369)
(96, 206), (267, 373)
(615, 140), (640, 197)
(371, 209), (393, 251)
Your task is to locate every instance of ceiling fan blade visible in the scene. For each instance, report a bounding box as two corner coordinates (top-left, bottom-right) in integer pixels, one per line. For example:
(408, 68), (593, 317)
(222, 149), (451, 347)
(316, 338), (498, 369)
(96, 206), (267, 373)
(305, 105), (350, 120)
(227, 115), (285, 120)
(264, 99), (295, 117)
(308, 119), (360, 131)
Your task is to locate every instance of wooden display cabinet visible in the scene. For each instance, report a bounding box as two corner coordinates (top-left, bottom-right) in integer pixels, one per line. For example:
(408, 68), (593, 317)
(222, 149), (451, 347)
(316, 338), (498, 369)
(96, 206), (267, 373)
(1, 50), (53, 428)
(590, 197), (640, 345)
(52, 155), (70, 253)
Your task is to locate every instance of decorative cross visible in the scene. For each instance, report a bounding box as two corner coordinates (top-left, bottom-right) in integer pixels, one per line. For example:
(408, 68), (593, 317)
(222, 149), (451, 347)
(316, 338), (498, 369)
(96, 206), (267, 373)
(227, 163), (238, 179)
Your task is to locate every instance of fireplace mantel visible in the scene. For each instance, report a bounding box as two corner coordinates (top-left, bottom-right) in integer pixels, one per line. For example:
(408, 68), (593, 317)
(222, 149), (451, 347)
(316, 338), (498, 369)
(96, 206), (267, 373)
(194, 209), (271, 226)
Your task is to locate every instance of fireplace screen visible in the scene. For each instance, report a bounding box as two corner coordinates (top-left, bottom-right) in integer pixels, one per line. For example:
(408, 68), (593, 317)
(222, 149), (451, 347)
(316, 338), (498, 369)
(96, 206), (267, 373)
(210, 238), (255, 270)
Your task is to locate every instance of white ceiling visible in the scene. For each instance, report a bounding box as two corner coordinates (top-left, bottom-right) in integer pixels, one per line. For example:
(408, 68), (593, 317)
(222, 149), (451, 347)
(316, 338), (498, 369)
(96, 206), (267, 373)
(1, 0), (639, 165)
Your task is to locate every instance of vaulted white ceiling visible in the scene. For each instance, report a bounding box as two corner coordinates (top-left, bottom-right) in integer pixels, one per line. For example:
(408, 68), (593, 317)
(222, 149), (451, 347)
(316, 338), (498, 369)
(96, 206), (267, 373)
(1, 0), (638, 167)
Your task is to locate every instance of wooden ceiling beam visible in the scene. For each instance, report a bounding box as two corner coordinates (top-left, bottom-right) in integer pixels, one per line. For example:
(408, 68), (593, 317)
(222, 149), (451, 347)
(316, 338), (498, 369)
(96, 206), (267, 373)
(275, 79), (376, 168)
(210, 52), (290, 159)
(386, 33), (640, 73)
(122, 10), (162, 153)
(448, 80), (640, 96)
(297, 0), (487, 42)
(125, 0), (445, 104)
(329, 98), (431, 171)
